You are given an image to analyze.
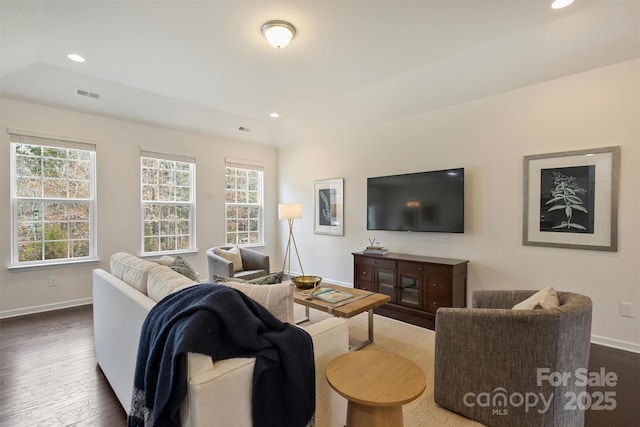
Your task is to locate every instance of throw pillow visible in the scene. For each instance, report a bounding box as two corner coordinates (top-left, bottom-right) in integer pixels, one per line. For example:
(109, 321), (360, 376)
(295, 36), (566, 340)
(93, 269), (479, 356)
(512, 286), (560, 310)
(249, 271), (284, 285)
(216, 280), (294, 323)
(170, 256), (199, 281)
(214, 246), (244, 273)
(212, 271), (284, 285)
(211, 274), (247, 284)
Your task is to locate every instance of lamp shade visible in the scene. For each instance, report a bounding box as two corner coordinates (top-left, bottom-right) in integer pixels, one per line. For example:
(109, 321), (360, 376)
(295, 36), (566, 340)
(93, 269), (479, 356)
(279, 203), (302, 220)
(551, 0), (574, 8)
(261, 20), (296, 49)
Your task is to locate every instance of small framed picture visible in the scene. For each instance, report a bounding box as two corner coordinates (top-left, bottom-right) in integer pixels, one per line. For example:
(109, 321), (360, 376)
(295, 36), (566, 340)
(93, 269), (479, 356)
(314, 178), (344, 236)
(523, 146), (620, 251)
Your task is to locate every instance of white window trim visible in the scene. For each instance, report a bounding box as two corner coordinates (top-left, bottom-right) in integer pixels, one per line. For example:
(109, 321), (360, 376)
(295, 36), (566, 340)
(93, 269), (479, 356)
(224, 158), (264, 247)
(8, 129), (98, 268)
(140, 148), (196, 256)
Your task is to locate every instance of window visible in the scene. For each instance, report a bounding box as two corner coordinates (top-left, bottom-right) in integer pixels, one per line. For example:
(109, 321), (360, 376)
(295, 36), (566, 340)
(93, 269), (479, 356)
(225, 160), (263, 246)
(10, 130), (96, 266)
(141, 149), (195, 254)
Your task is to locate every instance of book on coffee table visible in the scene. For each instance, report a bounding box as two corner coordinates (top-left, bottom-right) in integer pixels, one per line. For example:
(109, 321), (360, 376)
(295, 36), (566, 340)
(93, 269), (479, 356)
(312, 287), (354, 303)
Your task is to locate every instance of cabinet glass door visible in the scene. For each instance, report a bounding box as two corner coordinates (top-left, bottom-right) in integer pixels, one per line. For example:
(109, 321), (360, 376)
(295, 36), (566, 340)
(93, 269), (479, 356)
(376, 269), (395, 302)
(399, 274), (420, 308)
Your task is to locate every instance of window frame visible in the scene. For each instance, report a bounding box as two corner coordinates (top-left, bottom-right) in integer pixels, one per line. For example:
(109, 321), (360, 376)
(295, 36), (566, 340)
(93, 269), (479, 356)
(9, 130), (98, 268)
(140, 148), (196, 256)
(224, 159), (264, 247)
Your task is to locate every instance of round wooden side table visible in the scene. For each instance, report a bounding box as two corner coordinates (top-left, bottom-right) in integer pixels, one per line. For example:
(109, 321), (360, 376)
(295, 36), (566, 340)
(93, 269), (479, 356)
(326, 350), (426, 427)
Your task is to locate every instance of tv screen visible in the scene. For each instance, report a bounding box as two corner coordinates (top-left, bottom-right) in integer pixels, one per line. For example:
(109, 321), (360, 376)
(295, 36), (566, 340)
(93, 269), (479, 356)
(367, 168), (464, 233)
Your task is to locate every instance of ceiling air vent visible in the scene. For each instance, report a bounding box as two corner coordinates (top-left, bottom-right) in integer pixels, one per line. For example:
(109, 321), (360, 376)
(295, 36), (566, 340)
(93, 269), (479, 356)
(75, 88), (100, 100)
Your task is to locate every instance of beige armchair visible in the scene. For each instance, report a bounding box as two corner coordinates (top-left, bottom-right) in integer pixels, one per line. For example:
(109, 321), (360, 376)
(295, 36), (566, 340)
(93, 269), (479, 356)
(434, 290), (592, 427)
(206, 246), (270, 281)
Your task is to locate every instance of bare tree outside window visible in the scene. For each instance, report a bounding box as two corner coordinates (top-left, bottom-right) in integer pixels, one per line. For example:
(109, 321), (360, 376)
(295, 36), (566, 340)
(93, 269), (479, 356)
(141, 155), (195, 254)
(225, 165), (263, 246)
(11, 140), (96, 265)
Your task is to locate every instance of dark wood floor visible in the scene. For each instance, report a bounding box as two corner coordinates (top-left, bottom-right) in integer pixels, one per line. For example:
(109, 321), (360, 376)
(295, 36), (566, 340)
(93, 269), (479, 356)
(1, 305), (638, 426)
(586, 343), (640, 427)
(0, 305), (127, 426)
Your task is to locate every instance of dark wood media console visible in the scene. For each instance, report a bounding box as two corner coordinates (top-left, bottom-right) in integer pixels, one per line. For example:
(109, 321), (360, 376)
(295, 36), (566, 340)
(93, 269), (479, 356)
(352, 252), (468, 329)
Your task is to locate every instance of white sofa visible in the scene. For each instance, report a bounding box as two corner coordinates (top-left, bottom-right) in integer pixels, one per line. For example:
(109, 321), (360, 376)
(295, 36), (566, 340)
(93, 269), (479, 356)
(93, 252), (349, 426)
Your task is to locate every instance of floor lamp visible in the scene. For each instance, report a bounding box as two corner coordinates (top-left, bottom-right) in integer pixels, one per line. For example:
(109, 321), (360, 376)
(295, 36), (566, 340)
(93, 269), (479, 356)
(279, 203), (304, 279)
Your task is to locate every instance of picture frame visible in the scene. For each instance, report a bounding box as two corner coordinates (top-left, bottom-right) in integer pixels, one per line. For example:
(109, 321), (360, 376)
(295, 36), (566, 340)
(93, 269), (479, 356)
(523, 146), (620, 251)
(314, 178), (344, 235)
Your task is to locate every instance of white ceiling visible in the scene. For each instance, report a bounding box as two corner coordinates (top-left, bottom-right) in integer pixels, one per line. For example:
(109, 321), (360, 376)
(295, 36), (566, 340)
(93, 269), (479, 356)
(1, 0), (639, 147)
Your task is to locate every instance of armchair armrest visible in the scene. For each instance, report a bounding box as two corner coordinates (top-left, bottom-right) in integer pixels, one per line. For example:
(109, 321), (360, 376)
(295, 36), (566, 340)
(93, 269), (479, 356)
(434, 308), (589, 425)
(435, 307), (572, 425)
(435, 292), (592, 427)
(239, 248), (270, 272)
(206, 249), (234, 281)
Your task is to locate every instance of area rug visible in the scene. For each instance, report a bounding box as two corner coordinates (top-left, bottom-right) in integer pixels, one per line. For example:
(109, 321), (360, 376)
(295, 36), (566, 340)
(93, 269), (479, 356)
(295, 306), (485, 427)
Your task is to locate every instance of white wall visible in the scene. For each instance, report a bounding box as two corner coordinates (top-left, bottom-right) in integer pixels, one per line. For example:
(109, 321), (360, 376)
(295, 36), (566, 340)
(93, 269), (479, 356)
(277, 59), (640, 352)
(0, 98), (279, 317)
(1, 60), (638, 352)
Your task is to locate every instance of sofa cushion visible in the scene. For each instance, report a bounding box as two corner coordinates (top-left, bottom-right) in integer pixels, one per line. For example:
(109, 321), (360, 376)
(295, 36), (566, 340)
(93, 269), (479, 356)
(149, 255), (176, 266)
(214, 246), (244, 273)
(170, 256), (198, 281)
(109, 252), (158, 295)
(215, 281), (294, 324)
(512, 286), (560, 310)
(147, 265), (198, 303)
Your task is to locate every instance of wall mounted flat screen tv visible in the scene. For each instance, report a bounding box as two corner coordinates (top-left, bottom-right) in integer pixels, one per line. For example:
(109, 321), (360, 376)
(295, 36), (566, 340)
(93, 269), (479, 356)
(367, 168), (464, 233)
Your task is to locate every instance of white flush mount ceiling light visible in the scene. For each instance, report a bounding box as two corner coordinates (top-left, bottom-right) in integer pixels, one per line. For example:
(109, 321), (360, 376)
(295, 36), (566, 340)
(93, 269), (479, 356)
(261, 20), (296, 49)
(551, 0), (574, 9)
(67, 53), (85, 63)
(270, 112), (280, 118)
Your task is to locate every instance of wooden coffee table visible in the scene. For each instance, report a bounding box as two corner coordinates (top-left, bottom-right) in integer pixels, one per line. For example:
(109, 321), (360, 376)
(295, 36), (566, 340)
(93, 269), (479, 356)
(292, 283), (390, 351)
(326, 350), (426, 426)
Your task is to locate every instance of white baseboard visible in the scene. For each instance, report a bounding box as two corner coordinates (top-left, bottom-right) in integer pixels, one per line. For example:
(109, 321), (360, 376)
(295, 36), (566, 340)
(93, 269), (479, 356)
(324, 282), (640, 354)
(0, 298), (93, 320)
(321, 277), (352, 288)
(2, 297), (638, 355)
(591, 335), (640, 354)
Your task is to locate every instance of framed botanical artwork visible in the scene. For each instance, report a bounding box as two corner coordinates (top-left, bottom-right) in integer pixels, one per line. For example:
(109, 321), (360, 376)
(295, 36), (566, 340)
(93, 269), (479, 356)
(523, 146), (620, 251)
(314, 178), (344, 235)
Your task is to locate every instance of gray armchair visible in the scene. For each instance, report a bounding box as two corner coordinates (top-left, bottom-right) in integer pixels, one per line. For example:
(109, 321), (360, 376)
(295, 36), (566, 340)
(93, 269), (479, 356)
(434, 290), (592, 427)
(206, 246), (270, 281)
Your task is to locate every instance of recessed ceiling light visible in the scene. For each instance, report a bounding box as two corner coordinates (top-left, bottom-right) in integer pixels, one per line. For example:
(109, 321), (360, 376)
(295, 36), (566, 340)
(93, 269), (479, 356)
(551, 0), (574, 9)
(67, 53), (85, 63)
(270, 112), (280, 118)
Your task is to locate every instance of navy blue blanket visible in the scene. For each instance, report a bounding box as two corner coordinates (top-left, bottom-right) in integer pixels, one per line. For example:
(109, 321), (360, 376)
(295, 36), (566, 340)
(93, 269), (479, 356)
(128, 283), (315, 427)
